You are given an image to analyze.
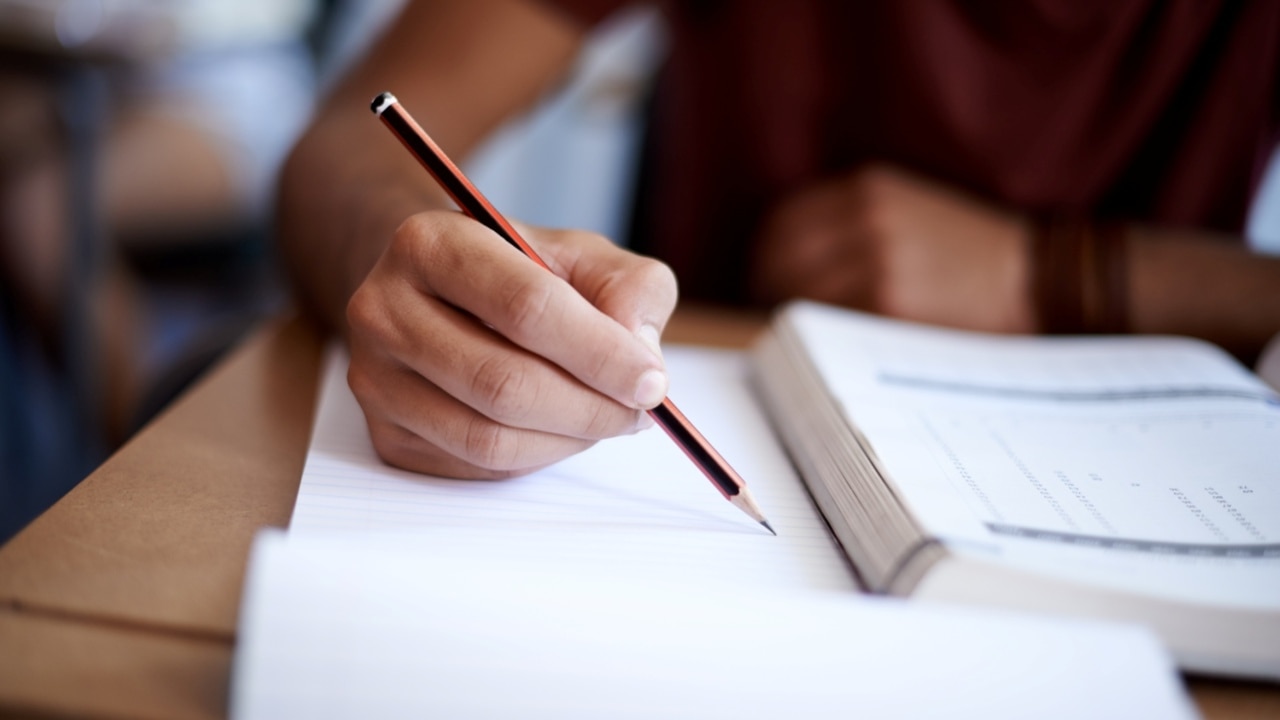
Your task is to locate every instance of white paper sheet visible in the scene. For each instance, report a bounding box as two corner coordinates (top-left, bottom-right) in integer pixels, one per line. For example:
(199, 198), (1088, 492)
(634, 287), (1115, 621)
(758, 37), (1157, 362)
(233, 531), (1196, 720)
(290, 346), (855, 593)
(233, 343), (1197, 719)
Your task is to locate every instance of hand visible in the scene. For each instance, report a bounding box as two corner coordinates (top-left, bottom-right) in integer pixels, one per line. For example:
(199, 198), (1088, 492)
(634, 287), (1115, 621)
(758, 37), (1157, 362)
(345, 210), (677, 479)
(750, 164), (1035, 333)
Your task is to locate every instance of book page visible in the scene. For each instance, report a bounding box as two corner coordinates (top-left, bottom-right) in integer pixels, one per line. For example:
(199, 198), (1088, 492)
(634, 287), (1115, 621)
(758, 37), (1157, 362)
(786, 302), (1280, 608)
(233, 530), (1196, 720)
(291, 345), (854, 593)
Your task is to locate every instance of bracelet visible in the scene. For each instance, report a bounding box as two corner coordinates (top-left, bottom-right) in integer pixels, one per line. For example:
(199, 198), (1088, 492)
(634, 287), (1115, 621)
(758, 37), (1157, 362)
(1031, 217), (1129, 334)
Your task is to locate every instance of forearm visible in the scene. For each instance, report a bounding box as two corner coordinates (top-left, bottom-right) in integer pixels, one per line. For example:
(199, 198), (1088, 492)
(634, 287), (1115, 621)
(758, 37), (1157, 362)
(276, 0), (584, 332)
(277, 105), (436, 331)
(1128, 226), (1280, 362)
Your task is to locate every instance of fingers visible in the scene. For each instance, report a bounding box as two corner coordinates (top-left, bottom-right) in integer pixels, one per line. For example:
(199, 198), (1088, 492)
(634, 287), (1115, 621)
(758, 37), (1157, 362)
(398, 212), (672, 411)
(525, 222), (679, 349)
(350, 354), (597, 479)
(345, 209), (676, 478)
(751, 177), (877, 308)
(349, 276), (649, 439)
(751, 164), (1034, 332)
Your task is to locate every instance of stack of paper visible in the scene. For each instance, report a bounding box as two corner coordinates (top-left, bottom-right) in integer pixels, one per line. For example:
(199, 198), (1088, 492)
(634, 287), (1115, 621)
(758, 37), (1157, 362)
(231, 346), (1198, 719)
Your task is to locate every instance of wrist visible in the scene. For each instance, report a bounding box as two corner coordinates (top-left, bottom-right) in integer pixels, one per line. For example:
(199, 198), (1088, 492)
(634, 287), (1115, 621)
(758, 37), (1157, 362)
(1028, 217), (1129, 335)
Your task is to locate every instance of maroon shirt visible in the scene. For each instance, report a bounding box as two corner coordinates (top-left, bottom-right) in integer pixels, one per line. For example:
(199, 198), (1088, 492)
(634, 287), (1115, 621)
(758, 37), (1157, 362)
(546, 0), (1280, 304)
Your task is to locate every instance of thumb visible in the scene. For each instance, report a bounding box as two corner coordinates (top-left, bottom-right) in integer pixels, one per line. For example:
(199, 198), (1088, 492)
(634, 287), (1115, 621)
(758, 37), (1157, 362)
(520, 223), (679, 362)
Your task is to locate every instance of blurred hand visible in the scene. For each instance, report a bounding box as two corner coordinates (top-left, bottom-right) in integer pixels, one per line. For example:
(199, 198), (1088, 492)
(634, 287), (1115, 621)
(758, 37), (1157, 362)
(346, 211), (677, 479)
(750, 164), (1035, 333)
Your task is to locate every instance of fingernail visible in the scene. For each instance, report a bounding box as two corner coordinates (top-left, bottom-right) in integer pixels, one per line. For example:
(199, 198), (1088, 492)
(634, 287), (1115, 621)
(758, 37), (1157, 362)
(637, 324), (663, 362)
(631, 411), (655, 434)
(633, 369), (668, 408)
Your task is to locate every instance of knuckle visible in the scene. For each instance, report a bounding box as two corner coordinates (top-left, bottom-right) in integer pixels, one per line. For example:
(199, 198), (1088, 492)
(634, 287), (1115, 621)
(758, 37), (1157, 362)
(392, 211), (451, 273)
(636, 257), (678, 297)
(373, 420), (521, 480)
(460, 416), (522, 471)
(469, 353), (537, 423)
(579, 400), (624, 439)
(369, 426), (412, 470)
(501, 276), (557, 338)
(345, 284), (382, 336)
(389, 215), (424, 260)
(364, 417), (418, 469)
(392, 211), (441, 248)
(583, 333), (625, 385)
(591, 263), (632, 302)
(594, 257), (679, 329)
(346, 361), (379, 405)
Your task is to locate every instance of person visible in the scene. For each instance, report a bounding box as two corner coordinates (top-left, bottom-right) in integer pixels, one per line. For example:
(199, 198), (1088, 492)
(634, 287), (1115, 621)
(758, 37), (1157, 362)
(277, 0), (1280, 482)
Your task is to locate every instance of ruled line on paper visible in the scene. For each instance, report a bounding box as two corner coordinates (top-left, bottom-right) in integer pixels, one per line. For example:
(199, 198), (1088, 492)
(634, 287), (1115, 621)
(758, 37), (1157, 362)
(288, 345), (858, 594)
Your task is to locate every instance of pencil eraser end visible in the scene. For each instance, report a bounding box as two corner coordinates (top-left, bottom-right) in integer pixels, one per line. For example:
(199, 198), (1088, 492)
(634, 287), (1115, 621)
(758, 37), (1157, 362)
(371, 92), (397, 116)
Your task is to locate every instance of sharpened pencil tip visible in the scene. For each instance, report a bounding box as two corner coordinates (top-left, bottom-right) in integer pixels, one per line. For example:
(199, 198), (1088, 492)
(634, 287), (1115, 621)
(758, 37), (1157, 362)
(728, 489), (773, 534)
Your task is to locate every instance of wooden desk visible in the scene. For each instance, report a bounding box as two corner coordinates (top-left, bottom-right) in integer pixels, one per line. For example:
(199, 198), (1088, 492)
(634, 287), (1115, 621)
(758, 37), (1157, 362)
(1, 307), (1276, 719)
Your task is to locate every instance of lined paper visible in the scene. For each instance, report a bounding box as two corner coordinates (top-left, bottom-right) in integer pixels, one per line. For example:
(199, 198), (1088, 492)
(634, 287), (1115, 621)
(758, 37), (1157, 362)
(291, 345), (856, 592)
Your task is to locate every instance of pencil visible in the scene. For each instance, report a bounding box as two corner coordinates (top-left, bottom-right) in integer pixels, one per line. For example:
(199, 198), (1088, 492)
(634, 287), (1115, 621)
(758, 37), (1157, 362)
(371, 92), (775, 535)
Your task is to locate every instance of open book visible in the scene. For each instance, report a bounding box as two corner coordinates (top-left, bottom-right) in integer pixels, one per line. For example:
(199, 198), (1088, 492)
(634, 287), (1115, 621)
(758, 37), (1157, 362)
(232, 335), (1203, 718)
(753, 301), (1280, 679)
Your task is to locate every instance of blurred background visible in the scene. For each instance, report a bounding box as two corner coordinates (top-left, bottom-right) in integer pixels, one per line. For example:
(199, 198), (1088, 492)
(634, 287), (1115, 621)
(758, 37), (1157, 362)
(1, 0), (1278, 543)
